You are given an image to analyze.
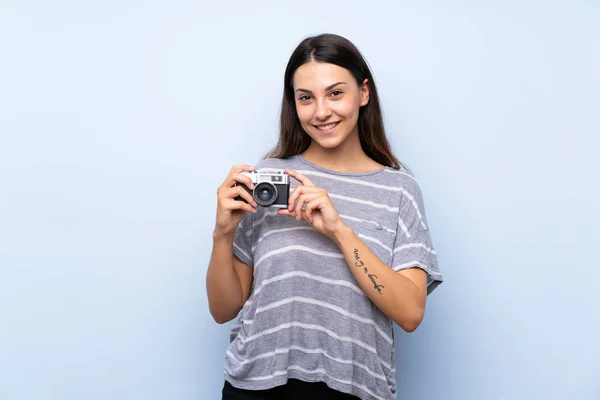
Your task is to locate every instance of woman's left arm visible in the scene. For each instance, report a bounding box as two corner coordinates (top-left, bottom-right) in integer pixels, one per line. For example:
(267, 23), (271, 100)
(330, 225), (427, 332)
(280, 169), (428, 332)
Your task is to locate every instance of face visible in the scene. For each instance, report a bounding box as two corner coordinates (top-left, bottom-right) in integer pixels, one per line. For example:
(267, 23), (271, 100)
(292, 62), (369, 150)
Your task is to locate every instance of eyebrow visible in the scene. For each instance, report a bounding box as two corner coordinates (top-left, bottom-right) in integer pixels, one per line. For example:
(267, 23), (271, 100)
(295, 81), (347, 94)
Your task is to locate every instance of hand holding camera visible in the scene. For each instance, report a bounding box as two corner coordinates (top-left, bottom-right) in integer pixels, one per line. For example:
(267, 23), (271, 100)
(277, 168), (346, 239)
(214, 165), (260, 239)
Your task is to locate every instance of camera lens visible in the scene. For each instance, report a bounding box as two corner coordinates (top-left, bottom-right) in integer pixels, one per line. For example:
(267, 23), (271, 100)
(259, 189), (270, 199)
(253, 182), (278, 206)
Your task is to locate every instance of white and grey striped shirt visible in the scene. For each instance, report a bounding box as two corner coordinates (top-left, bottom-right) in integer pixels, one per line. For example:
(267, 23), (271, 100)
(225, 155), (443, 400)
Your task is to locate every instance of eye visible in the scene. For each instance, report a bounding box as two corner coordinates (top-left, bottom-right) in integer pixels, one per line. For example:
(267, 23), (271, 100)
(330, 90), (343, 97)
(298, 95), (311, 101)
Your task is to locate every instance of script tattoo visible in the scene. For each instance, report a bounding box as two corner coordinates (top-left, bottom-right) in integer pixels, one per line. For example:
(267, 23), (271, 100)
(368, 274), (385, 295)
(353, 248), (384, 295)
(353, 248), (364, 267)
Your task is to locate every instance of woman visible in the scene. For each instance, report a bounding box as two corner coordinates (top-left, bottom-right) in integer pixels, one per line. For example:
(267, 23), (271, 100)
(206, 33), (443, 400)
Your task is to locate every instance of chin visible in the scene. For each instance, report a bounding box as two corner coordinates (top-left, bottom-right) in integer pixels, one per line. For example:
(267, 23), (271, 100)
(306, 134), (343, 149)
(317, 139), (343, 149)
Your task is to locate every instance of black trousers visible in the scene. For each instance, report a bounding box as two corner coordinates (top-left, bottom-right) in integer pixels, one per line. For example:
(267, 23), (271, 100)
(222, 379), (361, 400)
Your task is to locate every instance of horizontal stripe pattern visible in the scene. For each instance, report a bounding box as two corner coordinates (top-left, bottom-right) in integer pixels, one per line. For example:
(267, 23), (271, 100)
(358, 233), (393, 255)
(252, 226), (315, 251)
(254, 245), (344, 268)
(239, 321), (378, 354)
(254, 296), (393, 344)
(252, 271), (365, 298)
(339, 214), (395, 234)
(394, 242), (437, 255)
(227, 346), (388, 381)
(329, 193), (399, 212)
(297, 169), (408, 192)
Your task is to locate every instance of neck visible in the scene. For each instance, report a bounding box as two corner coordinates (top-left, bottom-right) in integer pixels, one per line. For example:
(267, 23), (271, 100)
(300, 130), (382, 173)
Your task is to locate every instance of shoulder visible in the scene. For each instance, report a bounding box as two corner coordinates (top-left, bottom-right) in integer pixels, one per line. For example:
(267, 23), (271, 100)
(377, 166), (431, 216)
(380, 164), (420, 189)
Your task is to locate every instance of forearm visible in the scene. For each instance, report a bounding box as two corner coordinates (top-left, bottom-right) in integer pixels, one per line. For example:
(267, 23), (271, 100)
(206, 232), (244, 323)
(331, 225), (425, 332)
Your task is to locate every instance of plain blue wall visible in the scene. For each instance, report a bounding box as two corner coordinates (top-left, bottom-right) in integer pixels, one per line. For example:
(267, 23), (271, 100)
(1, 1), (598, 399)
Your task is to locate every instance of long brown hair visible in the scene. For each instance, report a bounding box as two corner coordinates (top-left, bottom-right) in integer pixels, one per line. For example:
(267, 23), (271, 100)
(264, 33), (402, 170)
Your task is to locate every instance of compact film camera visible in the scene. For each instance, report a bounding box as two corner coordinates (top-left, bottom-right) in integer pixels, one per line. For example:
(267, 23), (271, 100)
(235, 170), (291, 208)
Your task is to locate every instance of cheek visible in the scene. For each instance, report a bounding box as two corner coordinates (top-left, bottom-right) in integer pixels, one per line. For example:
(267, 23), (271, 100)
(332, 98), (359, 119)
(295, 104), (314, 124)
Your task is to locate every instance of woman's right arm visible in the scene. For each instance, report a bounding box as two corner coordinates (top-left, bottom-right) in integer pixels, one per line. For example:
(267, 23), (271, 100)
(206, 165), (258, 324)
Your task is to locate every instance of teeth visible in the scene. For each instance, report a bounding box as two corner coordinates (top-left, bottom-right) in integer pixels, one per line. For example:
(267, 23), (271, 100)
(317, 122), (338, 130)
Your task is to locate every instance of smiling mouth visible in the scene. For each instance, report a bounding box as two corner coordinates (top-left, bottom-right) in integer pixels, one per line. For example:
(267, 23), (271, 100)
(314, 121), (341, 131)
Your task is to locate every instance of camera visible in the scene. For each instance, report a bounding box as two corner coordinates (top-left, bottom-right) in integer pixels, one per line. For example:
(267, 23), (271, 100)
(235, 170), (291, 208)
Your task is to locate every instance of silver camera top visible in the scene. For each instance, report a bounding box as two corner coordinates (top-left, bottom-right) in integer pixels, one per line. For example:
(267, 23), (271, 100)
(241, 170), (290, 185)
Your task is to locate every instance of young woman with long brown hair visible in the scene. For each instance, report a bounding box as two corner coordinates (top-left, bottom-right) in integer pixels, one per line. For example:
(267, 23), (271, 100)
(207, 33), (443, 400)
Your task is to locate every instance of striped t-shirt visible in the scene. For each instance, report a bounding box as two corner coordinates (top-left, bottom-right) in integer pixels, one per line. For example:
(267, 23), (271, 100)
(225, 154), (443, 400)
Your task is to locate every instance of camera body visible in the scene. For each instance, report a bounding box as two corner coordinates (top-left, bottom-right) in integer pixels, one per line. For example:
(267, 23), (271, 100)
(235, 170), (291, 208)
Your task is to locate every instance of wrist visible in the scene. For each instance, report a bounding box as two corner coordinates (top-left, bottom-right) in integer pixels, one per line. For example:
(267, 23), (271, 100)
(330, 223), (354, 247)
(213, 229), (234, 243)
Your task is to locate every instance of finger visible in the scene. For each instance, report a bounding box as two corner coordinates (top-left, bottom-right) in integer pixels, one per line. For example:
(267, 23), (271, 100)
(304, 198), (322, 222)
(285, 168), (315, 187)
(287, 185), (304, 211)
(223, 186), (258, 207)
(225, 199), (257, 214)
(294, 192), (320, 220)
(220, 167), (255, 192)
(288, 185), (320, 211)
(302, 209), (313, 224)
(294, 193), (306, 220)
(230, 164), (256, 174)
(224, 172), (255, 190)
(277, 208), (295, 217)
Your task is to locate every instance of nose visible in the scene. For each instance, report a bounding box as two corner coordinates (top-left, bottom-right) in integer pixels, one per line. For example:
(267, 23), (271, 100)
(315, 99), (332, 121)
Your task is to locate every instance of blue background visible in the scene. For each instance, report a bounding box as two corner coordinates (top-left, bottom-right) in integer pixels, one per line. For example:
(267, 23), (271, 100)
(1, 1), (598, 399)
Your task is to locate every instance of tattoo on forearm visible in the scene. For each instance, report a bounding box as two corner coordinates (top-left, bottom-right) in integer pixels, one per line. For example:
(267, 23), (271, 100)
(368, 274), (384, 295)
(353, 248), (384, 295)
(353, 248), (364, 267)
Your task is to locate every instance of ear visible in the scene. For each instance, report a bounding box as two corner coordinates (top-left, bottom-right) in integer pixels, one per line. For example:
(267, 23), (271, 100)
(359, 78), (370, 107)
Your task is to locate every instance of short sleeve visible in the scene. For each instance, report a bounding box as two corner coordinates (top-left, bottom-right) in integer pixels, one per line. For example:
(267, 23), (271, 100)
(391, 180), (443, 294)
(232, 211), (254, 267)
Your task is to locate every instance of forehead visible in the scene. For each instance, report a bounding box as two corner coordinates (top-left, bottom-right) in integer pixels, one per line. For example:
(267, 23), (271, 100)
(292, 62), (355, 89)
